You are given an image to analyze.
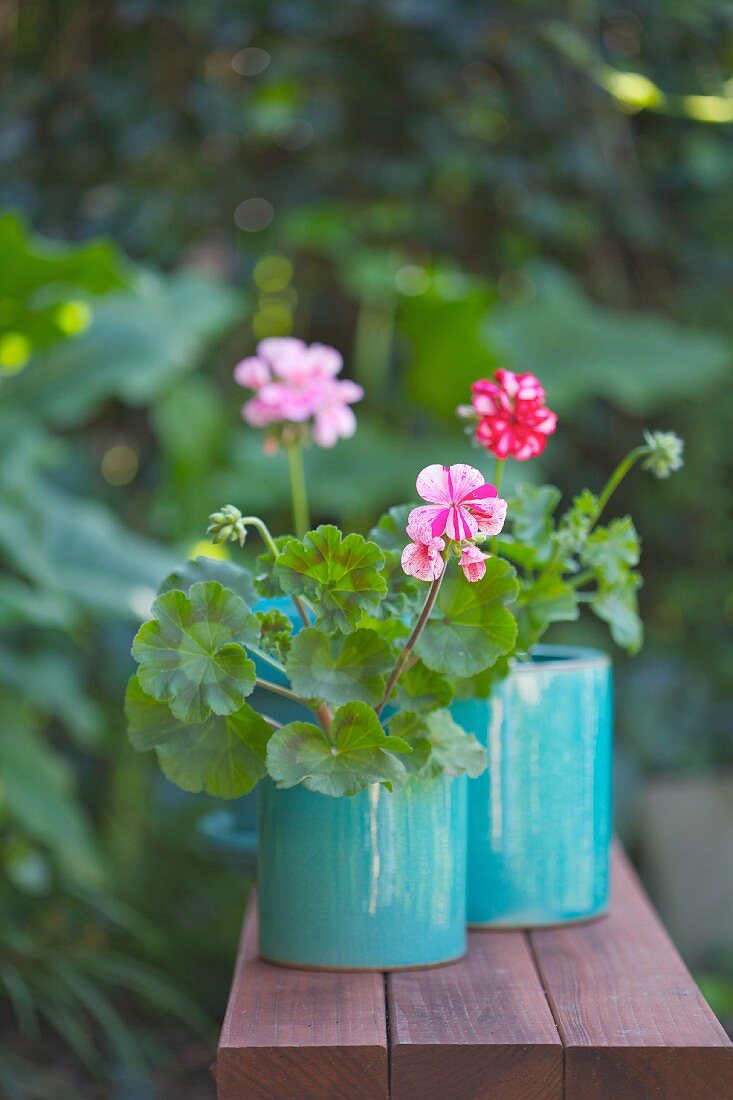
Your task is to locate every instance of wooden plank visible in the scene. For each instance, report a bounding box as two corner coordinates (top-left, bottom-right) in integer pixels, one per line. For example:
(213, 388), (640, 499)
(216, 894), (388, 1100)
(388, 930), (563, 1100)
(530, 844), (733, 1100)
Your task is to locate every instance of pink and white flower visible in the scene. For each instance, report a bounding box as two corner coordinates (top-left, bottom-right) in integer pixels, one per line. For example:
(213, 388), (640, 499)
(401, 527), (446, 582)
(459, 544), (487, 583)
(401, 464), (508, 584)
(408, 464), (506, 542)
(233, 338), (363, 448)
(470, 368), (557, 461)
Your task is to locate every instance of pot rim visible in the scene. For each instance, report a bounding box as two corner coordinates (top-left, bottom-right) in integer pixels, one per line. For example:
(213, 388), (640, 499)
(510, 643), (611, 673)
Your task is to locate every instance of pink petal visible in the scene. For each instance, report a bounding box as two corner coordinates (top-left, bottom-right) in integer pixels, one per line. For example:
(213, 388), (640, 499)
(460, 545), (487, 582)
(408, 505), (451, 539)
(444, 504), (479, 542)
(312, 402), (357, 447)
(333, 379), (364, 404)
(473, 496), (508, 536)
(234, 356), (271, 390)
(401, 541), (445, 582)
(301, 343), (343, 378)
(445, 463), (486, 503)
(415, 464), (452, 505)
(257, 337), (306, 365)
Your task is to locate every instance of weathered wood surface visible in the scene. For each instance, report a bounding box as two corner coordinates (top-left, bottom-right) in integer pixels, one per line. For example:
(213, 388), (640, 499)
(217, 848), (733, 1099)
(530, 844), (733, 1100)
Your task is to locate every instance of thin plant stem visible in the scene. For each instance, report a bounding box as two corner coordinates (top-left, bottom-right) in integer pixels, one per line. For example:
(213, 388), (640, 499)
(490, 457), (506, 555)
(260, 713), (284, 730)
(255, 677), (309, 705)
(286, 438), (310, 538)
(595, 446), (646, 520)
(376, 554), (450, 717)
(249, 646), (286, 675)
(242, 513), (311, 631)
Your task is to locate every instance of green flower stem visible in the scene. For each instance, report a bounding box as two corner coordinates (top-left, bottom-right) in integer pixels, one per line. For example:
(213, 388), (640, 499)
(286, 438), (311, 539)
(255, 677), (309, 705)
(595, 446), (646, 521)
(237, 516), (280, 559)
(376, 553), (450, 717)
(488, 457), (506, 555)
(241, 513), (311, 631)
(260, 713), (284, 730)
(568, 568), (595, 588)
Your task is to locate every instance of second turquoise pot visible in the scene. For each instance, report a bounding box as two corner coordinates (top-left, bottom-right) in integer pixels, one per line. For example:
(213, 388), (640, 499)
(258, 774), (468, 970)
(452, 645), (612, 928)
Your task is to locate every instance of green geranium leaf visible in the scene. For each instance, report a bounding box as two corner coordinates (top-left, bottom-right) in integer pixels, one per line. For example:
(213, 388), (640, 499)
(592, 574), (644, 654)
(257, 608), (294, 662)
(582, 517), (640, 586)
(131, 581), (259, 722)
(516, 574), (579, 650)
(389, 709), (487, 779)
(274, 525), (387, 633)
(417, 559), (518, 677)
(360, 615), (411, 644)
(369, 505), (422, 617)
(453, 656), (511, 701)
(265, 700), (410, 797)
(125, 675), (271, 797)
(286, 627), (393, 707)
(508, 484), (560, 561)
(254, 537), (291, 598)
(393, 659), (453, 713)
(159, 556), (258, 607)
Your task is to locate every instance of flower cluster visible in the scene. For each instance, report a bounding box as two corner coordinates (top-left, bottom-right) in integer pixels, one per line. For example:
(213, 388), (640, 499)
(401, 464), (508, 583)
(234, 337), (363, 448)
(467, 368), (557, 461)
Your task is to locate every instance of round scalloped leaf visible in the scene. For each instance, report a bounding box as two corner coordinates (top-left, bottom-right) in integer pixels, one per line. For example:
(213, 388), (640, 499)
(273, 525), (387, 633)
(158, 556), (257, 607)
(265, 700), (410, 797)
(286, 627), (393, 707)
(417, 559), (518, 677)
(131, 580), (259, 722)
(393, 659), (453, 713)
(125, 675), (271, 798)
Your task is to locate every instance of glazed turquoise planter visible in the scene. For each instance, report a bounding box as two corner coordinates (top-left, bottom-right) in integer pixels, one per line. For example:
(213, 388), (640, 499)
(452, 645), (612, 928)
(258, 774), (468, 970)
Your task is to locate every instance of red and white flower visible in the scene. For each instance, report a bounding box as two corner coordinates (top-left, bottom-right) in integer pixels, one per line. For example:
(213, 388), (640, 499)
(471, 368), (557, 461)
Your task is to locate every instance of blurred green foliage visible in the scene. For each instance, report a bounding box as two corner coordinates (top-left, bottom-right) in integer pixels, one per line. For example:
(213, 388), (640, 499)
(1, 0), (733, 1089)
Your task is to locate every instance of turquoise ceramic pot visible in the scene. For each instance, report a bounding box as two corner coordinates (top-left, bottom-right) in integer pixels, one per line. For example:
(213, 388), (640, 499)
(452, 645), (612, 928)
(258, 774), (468, 970)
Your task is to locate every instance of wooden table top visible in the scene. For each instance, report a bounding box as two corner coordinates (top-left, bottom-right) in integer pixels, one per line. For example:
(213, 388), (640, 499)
(215, 845), (733, 1099)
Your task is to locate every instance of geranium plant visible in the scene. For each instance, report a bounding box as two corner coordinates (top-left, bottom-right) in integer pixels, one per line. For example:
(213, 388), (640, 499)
(125, 346), (683, 800)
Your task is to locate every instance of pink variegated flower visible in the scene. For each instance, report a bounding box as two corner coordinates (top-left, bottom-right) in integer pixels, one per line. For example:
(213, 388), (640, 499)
(471, 368), (557, 461)
(408, 464), (506, 542)
(233, 338), (363, 448)
(460, 544), (487, 583)
(401, 525), (446, 582)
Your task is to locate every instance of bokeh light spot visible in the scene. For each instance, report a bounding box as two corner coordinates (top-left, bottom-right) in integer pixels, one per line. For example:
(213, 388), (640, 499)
(101, 443), (139, 486)
(0, 332), (31, 373)
(188, 540), (230, 562)
(231, 47), (270, 76)
(235, 198), (275, 232)
(395, 265), (431, 296)
(56, 300), (93, 335)
(254, 255), (293, 292)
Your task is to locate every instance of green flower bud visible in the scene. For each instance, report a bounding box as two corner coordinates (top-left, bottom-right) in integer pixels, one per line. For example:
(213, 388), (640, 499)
(641, 431), (684, 479)
(206, 504), (248, 547)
